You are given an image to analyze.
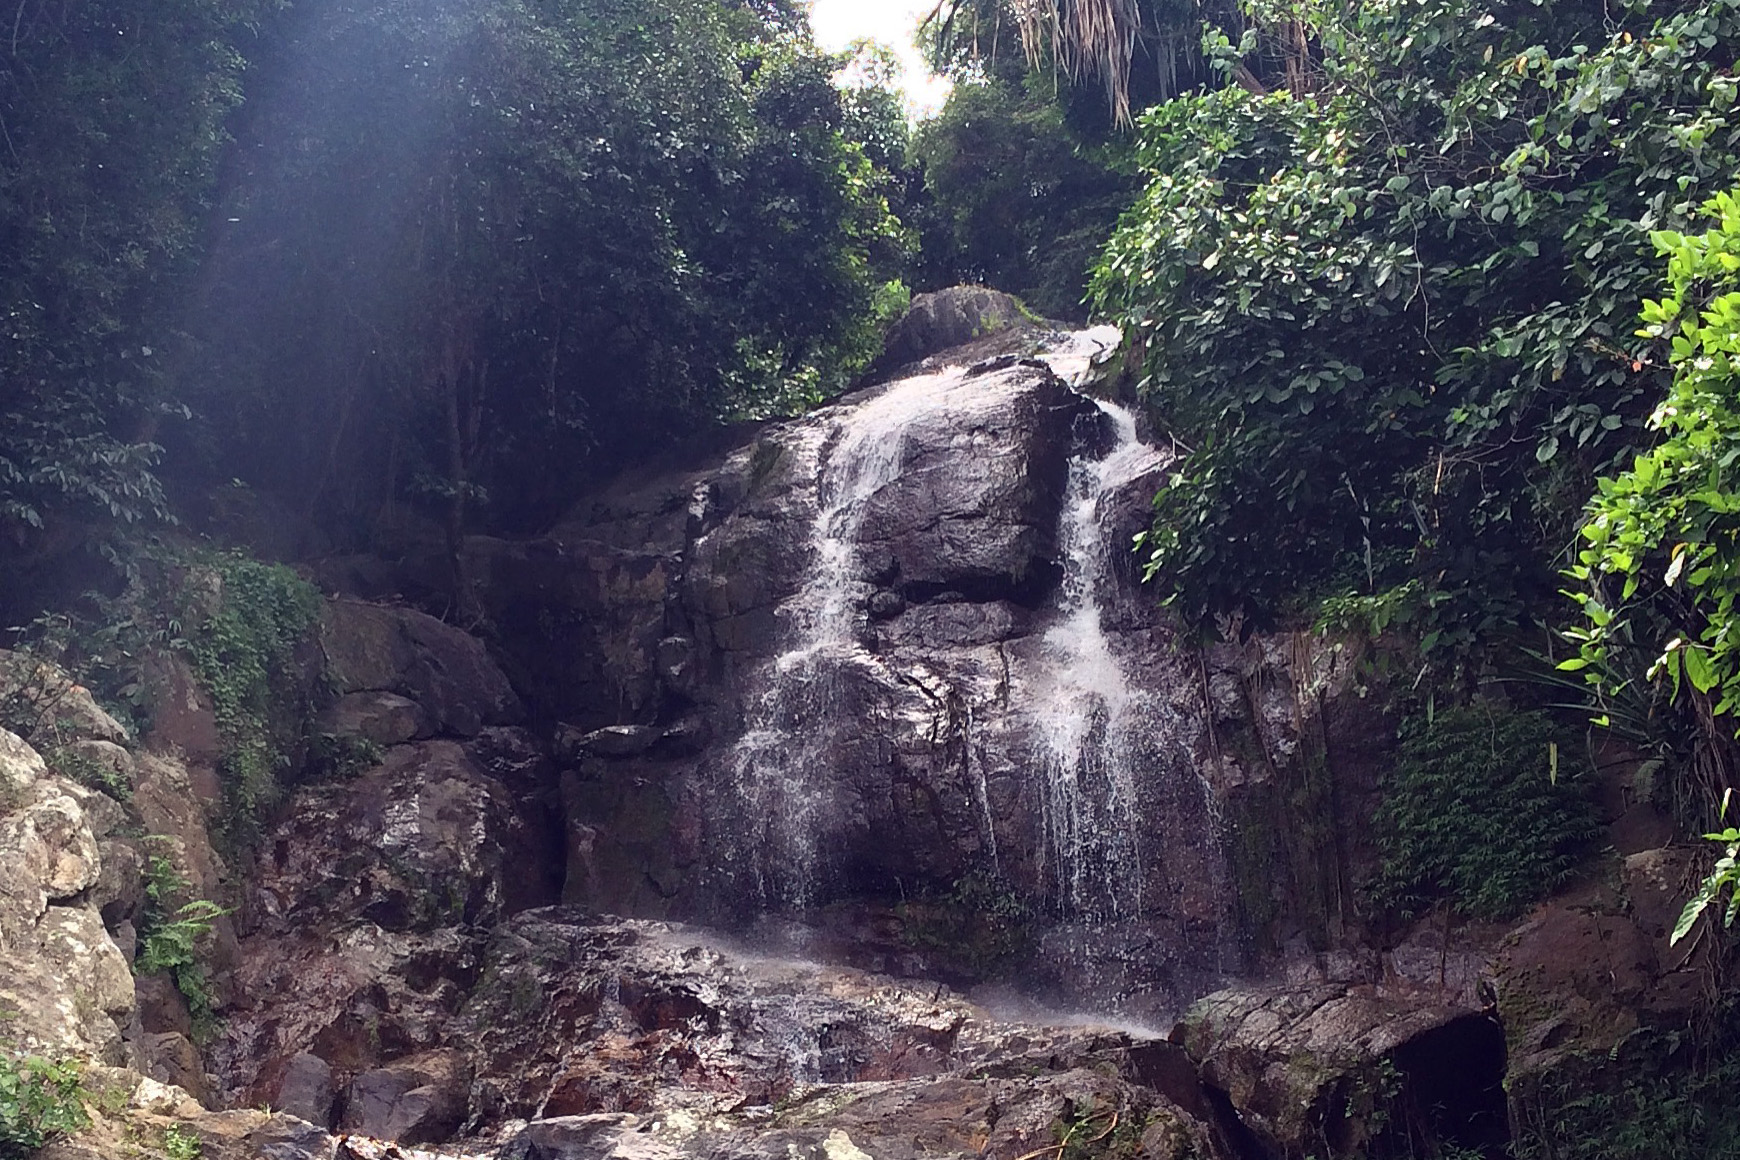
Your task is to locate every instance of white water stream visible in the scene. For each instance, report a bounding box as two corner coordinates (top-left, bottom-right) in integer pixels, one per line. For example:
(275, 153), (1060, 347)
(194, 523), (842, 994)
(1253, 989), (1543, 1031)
(728, 327), (1174, 921)
(729, 366), (970, 907)
(1027, 396), (1167, 918)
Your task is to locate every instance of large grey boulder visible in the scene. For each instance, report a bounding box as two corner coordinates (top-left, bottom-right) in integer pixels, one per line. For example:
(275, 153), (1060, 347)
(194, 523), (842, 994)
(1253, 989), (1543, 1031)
(314, 690), (431, 748)
(876, 286), (1032, 370)
(339, 1049), (471, 1145)
(269, 1052), (337, 1129)
(1175, 983), (1507, 1159)
(321, 600), (524, 737)
(854, 362), (1085, 600)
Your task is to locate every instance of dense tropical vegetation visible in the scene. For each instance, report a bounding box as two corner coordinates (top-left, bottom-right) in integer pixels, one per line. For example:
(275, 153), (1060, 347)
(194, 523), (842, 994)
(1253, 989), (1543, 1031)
(5, 0), (1740, 1152)
(0, 0), (913, 615)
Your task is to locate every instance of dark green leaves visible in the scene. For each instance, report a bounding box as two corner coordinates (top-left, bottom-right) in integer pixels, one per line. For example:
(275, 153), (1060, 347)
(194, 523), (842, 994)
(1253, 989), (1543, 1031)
(1565, 190), (1740, 721)
(0, 0), (266, 545)
(1370, 704), (1601, 920)
(1092, 0), (1740, 650)
(179, 0), (912, 532)
(0, 1054), (88, 1157)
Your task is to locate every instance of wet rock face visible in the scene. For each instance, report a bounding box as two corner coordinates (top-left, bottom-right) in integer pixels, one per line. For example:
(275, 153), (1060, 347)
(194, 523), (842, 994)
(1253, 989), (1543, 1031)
(218, 910), (1243, 1158)
(446, 349), (1234, 1018)
(457, 911), (983, 1118)
(851, 365), (1077, 602)
(212, 735), (562, 1110)
(250, 737), (558, 935)
(341, 1049), (473, 1144)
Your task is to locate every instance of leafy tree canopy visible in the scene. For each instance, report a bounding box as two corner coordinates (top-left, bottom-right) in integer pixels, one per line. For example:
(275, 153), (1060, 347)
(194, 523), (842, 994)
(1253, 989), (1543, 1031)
(176, 0), (912, 539)
(912, 73), (1138, 319)
(921, 0), (1242, 127)
(0, 0), (274, 549)
(1092, 0), (1740, 663)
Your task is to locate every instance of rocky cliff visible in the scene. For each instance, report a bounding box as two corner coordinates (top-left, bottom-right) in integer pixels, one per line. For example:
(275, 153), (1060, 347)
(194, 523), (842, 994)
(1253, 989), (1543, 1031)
(0, 293), (1720, 1160)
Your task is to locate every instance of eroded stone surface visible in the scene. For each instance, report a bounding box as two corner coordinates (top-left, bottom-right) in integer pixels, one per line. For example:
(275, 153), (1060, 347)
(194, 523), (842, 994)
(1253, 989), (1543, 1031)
(322, 602), (524, 737)
(1177, 983), (1508, 1159)
(214, 911), (1239, 1158)
(0, 728), (136, 1061)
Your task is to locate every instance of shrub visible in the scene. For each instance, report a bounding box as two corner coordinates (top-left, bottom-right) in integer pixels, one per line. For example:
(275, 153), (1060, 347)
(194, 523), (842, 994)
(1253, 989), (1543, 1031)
(0, 1054), (88, 1158)
(1370, 704), (1602, 920)
(137, 841), (227, 1040)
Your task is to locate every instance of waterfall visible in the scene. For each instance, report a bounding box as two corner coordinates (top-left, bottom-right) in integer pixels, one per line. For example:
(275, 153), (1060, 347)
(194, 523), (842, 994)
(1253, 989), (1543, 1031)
(729, 367), (969, 907)
(1026, 398), (1168, 919)
(723, 325), (1187, 950)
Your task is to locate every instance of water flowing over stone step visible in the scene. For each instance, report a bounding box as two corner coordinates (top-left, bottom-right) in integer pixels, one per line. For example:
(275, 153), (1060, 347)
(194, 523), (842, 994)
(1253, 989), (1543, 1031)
(681, 325), (1234, 1017)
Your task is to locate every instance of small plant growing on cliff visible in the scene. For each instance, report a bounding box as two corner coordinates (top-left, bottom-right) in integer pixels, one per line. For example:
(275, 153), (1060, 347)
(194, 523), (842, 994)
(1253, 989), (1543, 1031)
(305, 732), (382, 782)
(137, 842), (228, 1039)
(161, 1123), (202, 1159)
(1672, 790), (1740, 945)
(46, 744), (131, 801)
(1049, 1096), (1140, 1160)
(1370, 704), (1602, 921)
(896, 870), (1032, 977)
(0, 1054), (88, 1158)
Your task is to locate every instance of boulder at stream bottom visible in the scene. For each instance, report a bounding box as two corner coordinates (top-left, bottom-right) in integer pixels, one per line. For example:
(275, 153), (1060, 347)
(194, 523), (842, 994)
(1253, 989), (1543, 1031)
(211, 908), (1251, 1159)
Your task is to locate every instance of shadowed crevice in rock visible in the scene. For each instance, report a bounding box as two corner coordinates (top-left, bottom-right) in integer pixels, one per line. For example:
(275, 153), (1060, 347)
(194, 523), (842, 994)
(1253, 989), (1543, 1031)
(1384, 1014), (1510, 1159)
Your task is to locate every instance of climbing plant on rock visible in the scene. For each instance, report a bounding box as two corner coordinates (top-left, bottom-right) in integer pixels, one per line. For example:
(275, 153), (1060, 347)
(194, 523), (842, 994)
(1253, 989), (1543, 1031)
(178, 552), (321, 845)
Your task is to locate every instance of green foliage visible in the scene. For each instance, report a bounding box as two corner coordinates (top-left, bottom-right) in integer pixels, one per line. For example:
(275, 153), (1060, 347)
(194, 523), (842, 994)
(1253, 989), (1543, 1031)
(921, 0), (1238, 129)
(1050, 1095), (1143, 1160)
(1370, 704), (1601, 920)
(1564, 191), (1740, 722)
(0, 652), (75, 743)
(181, 0), (912, 537)
(1511, 1008), (1740, 1160)
(45, 746), (131, 802)
(1092, 0), (1740, 658)
(10, 574), (190, 741)
(161, 1123), (203, 1160)
(137, 841), (227, 1039)
(0, 1054), (88, 1158)
(0, 0), (273, 550)
(8, 542), (319, 838)
(1671, 791), (1740, 945)
(178, 552), (321, 841)
(914, 74), (1139, 319)
(305, 733), (385, 783)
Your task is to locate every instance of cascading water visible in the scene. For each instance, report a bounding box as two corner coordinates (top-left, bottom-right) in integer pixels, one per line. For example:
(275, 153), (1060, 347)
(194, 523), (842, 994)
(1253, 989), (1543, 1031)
(729, 367), (970, 907)
(1026, 397), (1168, 919)
(718, 325), (1227, 1012)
